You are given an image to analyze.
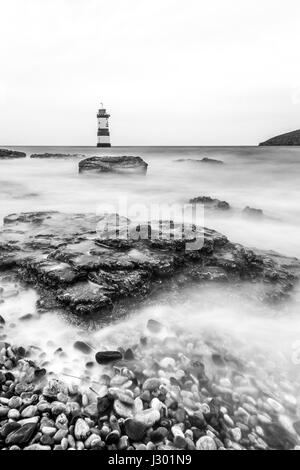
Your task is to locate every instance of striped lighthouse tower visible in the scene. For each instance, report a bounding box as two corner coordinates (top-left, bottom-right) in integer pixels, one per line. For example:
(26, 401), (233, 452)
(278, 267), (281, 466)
(97, 103), (111, 147)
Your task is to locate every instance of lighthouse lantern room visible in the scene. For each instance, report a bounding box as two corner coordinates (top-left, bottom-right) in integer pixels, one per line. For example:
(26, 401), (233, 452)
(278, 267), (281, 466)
(97, 103), (111, 147)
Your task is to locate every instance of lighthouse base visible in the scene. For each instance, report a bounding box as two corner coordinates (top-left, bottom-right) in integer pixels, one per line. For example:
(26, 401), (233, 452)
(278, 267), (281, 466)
(97, 143), (111, 148)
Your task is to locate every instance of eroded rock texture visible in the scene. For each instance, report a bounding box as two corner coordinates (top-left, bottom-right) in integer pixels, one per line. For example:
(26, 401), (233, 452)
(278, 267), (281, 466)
(0, 212), (299, 318)
(78, 156), (148, 174)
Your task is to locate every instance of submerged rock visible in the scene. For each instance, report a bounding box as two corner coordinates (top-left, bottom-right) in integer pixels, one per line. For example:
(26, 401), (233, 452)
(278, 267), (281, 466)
(189, 196), (231, 211)
(0, 149), (26, 159)
(79, 156), (148, 175)
(243, 206), (264, 217)
(175, 157), (223, 165)
(73, 341), (93, 355)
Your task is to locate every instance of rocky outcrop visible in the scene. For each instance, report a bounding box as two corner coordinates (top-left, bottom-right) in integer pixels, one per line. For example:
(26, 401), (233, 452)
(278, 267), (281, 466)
(175, 158), (224, 165)
(259, 129), (300, 146)
(0, 211), (299, 318)
(0, 149), (26, 159)
(79, 156), (148, 175)
(189, 196), (231, 211)
(30, 153), (84, 159)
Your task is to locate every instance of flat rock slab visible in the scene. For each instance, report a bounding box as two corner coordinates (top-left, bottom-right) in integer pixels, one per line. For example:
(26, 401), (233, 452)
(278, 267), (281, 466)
(0, 149), (26, 159)
(0, 211), (299, 318)
(30, 153), (85, 159)
(79, 156), (148, 174)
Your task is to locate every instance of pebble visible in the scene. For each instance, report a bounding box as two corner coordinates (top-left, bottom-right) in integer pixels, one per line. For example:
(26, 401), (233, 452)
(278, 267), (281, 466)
(113, 399), (134, 419)
(143, 378), (161, 392)
(21, 405), (38, 419)
(196, 436), (217, 450)
(74, 418), (90, 441)
(124, 419), (147, 441)
(8, 409), (20, 420)
(95, 351), (123, 365)
(135, 409), (161, 427)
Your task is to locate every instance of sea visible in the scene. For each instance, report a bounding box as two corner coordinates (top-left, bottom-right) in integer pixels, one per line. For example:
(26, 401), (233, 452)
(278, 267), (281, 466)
(0, 145), (300, 396)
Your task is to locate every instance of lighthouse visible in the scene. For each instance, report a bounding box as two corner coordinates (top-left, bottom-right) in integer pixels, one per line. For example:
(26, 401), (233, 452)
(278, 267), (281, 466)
(97, 104), (111, 147)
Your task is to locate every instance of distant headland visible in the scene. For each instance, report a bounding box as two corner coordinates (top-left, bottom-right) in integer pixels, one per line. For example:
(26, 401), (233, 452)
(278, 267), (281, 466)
(259, 129), (300, 146)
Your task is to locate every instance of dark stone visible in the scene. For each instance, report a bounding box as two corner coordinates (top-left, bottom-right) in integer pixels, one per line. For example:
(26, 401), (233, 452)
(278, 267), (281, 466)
(0, 421), (21, 438)
(95, 351), (123, 365)
(97, 395), (114, 416)
(34, 368), (47, 379)
(293, 421), (300, 435)
(0, 315), (5, 325)
(147, 319), (163, 334)
(105, 430), (120, 444)
(40, 434), (54, 446)
(73, 341), (93, 355)
(150, 427), (168, 443)
(0, 149), (26, 159)
(124, 348), (135, 360)
(19, 314), (34, 322)
(264, 423), (298, 450)
(5, 423), (37, 446)
(79, 156), (148, 175)
(124, 418), (147, 441)
(211, 354), (226, 367)
(189, 196), (231, 211)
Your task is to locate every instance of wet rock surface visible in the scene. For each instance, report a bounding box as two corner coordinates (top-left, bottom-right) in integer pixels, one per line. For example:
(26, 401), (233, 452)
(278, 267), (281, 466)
(0, 149), (26, 159)
(78, 156), (148, 175)
(30, 153), (85, 159)
(0, 211), (299, 318)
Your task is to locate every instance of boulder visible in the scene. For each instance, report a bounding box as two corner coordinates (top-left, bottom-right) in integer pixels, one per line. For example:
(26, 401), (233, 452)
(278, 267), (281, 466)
(0, 149), (26, 159)
(78, 156), (148, 174)
(189, 196), (231, 211)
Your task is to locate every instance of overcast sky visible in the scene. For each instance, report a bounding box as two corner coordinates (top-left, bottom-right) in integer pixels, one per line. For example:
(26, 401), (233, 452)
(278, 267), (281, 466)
(1, 0), (300, 146)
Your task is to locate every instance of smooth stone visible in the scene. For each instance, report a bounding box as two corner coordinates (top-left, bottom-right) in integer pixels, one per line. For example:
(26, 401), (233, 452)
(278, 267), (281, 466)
(135, 409), (161, 427)
(147, 319), (163, 333)
(41, 426), (57, 437)
(21, 405), (38, 419)
(6, 423), (37, 445)
(95, 350), (123, 365)
(196, 436), (217, 450)
(124, 418), (147, 441)
(143, 378), (161, 392)
(106, 430), (120, 445)
(113, 399), (134, 419)
(73, 341), (92, 355)
(74, 418), (90, 440)
(7, 409), (20, 420)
